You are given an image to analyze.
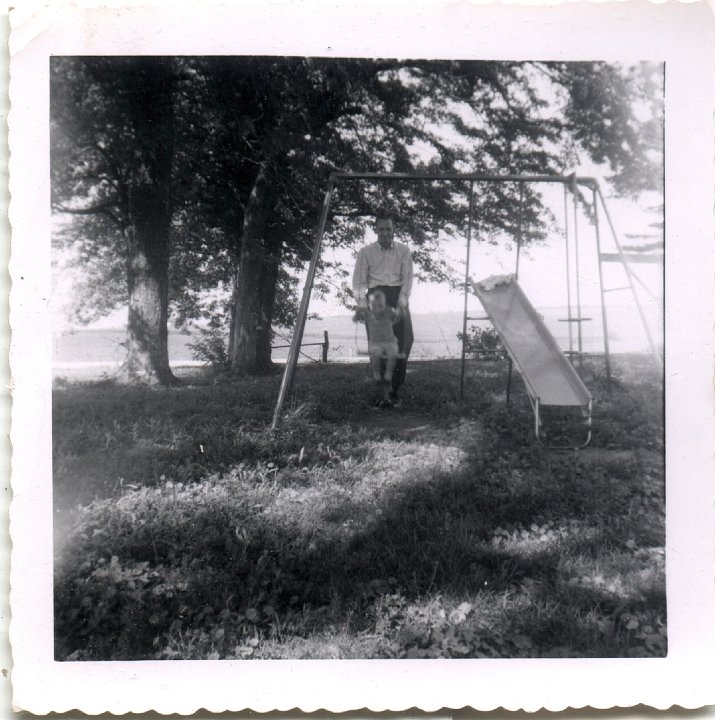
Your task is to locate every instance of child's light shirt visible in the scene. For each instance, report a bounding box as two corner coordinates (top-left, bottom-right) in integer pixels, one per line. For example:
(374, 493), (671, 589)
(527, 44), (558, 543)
(366, 307), (399, 357)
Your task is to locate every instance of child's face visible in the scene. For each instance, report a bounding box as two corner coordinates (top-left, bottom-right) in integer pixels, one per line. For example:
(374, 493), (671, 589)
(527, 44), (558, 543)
(369, 292), (386, 313)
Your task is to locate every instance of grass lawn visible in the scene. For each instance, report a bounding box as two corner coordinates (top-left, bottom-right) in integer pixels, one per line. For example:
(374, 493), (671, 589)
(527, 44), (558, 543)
(53, 356), (665, 660)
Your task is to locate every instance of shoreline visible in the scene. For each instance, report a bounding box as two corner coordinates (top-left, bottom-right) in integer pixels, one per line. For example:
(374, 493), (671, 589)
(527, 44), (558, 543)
(52, 352), (654, 382)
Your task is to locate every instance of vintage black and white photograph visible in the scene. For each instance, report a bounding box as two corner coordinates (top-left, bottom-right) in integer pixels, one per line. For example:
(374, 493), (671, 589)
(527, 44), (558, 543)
(8, 0), (715, 713)
(50, 55), (666, 661)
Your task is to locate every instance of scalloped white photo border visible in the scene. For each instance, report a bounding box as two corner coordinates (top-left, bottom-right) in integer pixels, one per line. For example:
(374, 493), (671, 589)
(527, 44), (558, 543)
(7, 0), (715, 714)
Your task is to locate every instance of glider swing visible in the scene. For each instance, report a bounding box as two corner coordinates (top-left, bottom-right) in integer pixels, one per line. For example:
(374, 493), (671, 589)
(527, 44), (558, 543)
(271, 171), (660, 448)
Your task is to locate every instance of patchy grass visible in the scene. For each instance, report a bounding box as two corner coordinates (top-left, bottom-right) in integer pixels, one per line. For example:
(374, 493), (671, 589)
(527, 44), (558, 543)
(53, 356), (665, 660)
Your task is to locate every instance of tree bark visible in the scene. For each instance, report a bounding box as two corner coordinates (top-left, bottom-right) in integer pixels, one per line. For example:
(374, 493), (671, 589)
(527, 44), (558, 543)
(122, 182), (174, 384)
(229, 165), (278, 375)
(119, 60), (175, 385)
(254, 241), (282, 371)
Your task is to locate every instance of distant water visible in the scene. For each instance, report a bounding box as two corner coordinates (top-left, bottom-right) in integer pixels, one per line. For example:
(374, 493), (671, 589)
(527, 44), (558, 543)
(53, 304), (661, 371)
(295, 305), (660, 361)
(53, 329), (197, 366)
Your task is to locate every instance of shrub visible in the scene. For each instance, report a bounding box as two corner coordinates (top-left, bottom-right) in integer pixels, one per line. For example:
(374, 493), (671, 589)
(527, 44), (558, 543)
(188, 327), (230, 372)
(457, 325), (507, 361)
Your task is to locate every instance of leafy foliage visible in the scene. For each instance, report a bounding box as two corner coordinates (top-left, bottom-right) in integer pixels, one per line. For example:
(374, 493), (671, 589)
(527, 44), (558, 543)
(457, 325), (507, 360)
(549, 62), (664, 197)
(52, 59), (663, 322)
(188, 328), (231, 373)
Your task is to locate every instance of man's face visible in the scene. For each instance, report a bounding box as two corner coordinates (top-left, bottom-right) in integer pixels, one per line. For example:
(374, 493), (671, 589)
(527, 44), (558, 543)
(376, 218), (394, 249)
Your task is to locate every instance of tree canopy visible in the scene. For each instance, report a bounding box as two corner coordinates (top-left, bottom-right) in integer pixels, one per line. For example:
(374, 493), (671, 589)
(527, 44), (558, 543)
(51, 56), (663, 379)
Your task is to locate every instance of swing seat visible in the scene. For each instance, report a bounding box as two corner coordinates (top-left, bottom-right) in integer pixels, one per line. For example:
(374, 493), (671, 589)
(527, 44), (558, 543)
(470, 274), (592, 449)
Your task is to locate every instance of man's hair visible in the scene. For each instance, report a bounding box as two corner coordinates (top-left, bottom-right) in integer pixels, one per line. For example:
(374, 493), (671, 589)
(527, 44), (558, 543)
(375, 210), (395, 224)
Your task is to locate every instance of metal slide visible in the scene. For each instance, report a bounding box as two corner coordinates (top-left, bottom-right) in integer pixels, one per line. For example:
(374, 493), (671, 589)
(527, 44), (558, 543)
(470, 274), (592, 448)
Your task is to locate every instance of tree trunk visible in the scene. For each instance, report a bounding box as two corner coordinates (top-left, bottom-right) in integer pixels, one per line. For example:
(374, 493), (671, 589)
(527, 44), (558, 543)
(254, 242), (282, 371)
(123, 183), (174, 384)
(120, 60), (175, 385)
(229, 165), (278, 375)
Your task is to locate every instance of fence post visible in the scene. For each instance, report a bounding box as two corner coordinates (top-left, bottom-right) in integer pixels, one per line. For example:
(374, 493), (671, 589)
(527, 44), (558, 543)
(322, 331), (329, 363)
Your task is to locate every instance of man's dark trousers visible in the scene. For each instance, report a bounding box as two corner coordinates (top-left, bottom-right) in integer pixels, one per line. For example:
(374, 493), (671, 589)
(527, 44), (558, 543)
(366, 285), (414, 395)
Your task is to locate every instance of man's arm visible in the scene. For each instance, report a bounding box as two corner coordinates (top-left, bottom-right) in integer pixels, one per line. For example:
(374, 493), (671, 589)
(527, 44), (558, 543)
(398, 246), (414, 308)
(352, 247), (369, 307)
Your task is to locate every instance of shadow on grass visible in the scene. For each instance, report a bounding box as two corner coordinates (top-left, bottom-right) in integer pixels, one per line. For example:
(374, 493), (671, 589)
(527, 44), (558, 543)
(53, 358), (665, 660)
(54, 424), (665, 660)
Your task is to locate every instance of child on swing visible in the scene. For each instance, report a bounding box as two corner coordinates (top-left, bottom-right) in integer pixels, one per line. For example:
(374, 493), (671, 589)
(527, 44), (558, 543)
(363, 289), (403, 403)
(352, 211), (415, 407)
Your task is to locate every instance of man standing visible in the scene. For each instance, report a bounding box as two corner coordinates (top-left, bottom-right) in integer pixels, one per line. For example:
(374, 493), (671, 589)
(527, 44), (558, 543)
(352, 212), (414, 406)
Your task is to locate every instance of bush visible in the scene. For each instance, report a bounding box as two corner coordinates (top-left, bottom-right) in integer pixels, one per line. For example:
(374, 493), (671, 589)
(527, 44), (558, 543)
(457, 325), (507, 361)
(188, 327), (230, 372)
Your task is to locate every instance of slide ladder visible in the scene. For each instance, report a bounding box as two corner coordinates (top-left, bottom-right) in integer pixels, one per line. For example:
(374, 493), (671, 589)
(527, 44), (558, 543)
(470, 274), (592, 449)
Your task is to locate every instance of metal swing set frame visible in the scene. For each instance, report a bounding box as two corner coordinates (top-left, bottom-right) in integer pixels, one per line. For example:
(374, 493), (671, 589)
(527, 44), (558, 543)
(271, 171), (662, 445)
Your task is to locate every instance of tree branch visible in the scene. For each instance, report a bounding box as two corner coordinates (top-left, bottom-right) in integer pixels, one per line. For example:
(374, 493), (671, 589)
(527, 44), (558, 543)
(54, 198), (117, 215)
(53, 199), (123, 226)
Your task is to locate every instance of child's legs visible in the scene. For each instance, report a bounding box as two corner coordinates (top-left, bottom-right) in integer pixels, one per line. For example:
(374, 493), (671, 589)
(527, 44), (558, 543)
(369, 350), (383, 381)
(383, 354), (397, 382)
(374, 286), (412, 394)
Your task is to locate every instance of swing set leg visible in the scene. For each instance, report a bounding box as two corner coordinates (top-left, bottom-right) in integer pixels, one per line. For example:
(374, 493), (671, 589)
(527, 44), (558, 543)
(534, 398), (592, 450)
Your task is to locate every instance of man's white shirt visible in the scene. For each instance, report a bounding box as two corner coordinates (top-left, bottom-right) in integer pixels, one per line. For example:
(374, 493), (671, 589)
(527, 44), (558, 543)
(352, 240), (414, 307)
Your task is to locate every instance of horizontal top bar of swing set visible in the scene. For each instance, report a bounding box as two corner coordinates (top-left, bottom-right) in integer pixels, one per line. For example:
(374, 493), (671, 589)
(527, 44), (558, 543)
(330, 171), (599, 186)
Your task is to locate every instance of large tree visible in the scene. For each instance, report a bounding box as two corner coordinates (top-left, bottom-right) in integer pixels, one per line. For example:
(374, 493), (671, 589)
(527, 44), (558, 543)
(51, 56), (178, 384)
